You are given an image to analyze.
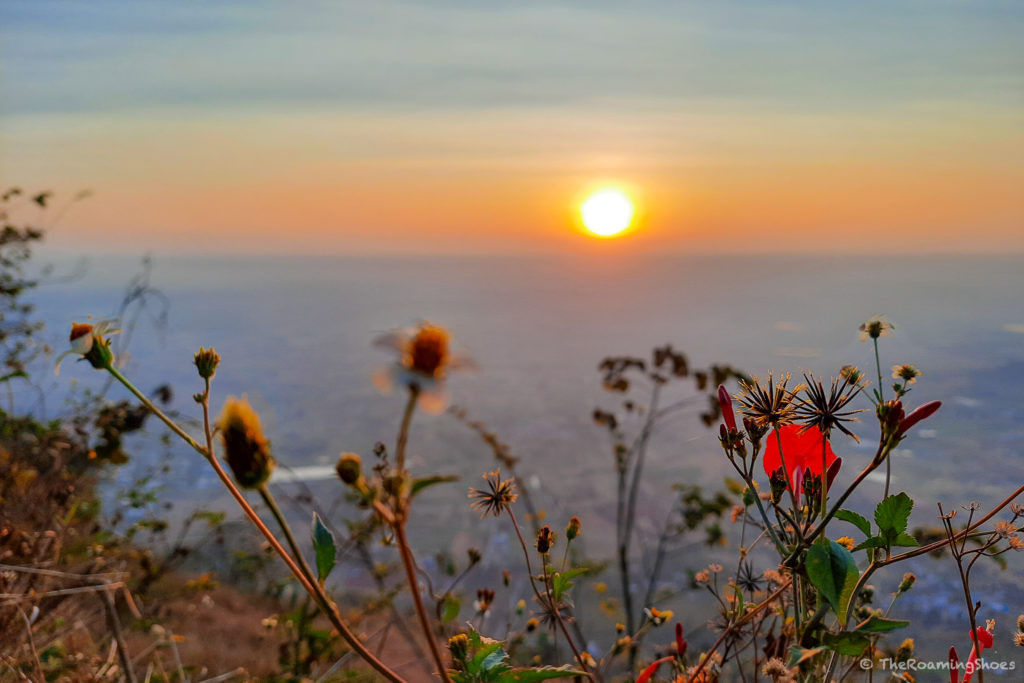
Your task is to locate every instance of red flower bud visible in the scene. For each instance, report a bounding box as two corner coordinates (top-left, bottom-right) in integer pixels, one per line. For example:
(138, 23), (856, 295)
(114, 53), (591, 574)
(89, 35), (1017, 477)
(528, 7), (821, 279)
(896, 401), (941, 438)
(949, 646), (960, 683)
(826, 457), (842, 491)
(718, 385), (737, 432)
(637, 656), (674, 683)
(675, 622), (687, 657)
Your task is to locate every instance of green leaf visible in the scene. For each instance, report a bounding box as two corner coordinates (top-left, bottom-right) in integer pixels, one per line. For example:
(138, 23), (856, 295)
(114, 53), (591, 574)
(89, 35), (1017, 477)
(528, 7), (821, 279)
(834, 509), (872, 537)
(551, 567), (589, 600)
(311, 512), (336, 583)
(410, 474), (460, 499)
(875, 492), (914, 539)
(822, 631), (871, 656)
(892, 532), (920, 547)
(854, 615), (910, 634)
(788, 646), (826, 666)
(806, 540), (860, 622)
(852, 536), (886, 552)
(441, 595), (461, 623)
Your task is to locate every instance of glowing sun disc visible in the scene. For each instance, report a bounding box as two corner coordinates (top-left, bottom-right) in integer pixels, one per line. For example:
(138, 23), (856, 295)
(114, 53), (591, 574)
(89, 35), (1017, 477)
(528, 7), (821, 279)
(580, 189), (635, 237)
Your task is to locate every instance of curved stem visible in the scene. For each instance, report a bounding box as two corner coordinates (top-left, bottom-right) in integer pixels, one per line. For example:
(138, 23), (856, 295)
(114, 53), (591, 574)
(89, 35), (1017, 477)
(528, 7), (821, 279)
(110, 368), (405, 682)
(393, 521), (452, 682)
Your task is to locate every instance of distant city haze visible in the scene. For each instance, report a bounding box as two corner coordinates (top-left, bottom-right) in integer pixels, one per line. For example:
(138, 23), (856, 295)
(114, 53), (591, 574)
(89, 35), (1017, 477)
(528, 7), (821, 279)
(2, 1), (1022, 254)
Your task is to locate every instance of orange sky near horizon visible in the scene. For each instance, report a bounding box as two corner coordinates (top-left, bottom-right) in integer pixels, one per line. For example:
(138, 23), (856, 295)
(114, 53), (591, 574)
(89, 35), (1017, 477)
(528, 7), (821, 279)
(2, 2), (1023, 255)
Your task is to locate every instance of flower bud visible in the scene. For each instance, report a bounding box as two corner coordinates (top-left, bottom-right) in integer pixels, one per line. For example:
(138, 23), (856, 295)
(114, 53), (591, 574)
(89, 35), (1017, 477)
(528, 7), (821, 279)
(217, 396), (275, 489)
(769, 467), (788, 504)
(897, 572), (916, 593)
(467, 548), (482, 565)
(566, 515), (581, 541)
(335, 452), (363, 485)
(896, 401), (941, 438)
(718, 385), (737, 432)
(448, 633), (469, 668)
(193, 346), (221, 379)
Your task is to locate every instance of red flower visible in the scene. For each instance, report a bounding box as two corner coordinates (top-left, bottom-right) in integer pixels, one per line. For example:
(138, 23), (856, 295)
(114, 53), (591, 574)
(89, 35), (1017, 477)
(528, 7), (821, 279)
(962, 625), (994, 683)
(763, 424), (837, 505)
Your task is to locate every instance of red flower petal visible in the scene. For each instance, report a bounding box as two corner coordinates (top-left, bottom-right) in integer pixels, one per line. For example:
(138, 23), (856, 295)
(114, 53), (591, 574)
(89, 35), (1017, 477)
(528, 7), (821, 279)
(763, 425), (837, 498)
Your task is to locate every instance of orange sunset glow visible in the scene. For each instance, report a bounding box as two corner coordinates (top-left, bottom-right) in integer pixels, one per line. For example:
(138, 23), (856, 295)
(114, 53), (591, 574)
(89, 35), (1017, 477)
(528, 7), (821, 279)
(1, 4), (1022, 255)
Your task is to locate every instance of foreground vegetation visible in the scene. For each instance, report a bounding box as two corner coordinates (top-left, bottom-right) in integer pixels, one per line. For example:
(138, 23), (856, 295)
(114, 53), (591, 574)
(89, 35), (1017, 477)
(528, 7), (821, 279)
(4, 187), (1024, 681)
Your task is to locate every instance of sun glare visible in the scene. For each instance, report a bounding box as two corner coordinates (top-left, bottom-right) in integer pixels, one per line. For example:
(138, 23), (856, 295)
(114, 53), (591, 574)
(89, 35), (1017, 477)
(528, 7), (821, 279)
(580, 188), (635, 238)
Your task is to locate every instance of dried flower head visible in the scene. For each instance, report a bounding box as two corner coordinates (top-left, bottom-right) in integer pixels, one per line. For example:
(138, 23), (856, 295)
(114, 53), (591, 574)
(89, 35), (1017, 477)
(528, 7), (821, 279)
(535, 525), (556, 554)
(891, 364), (921, 384)
(859, 315), (894, 341)
(1014, 632), (1024, 647)
(761, 657), (792, 680)
(839, 365), (866, 384)
(217, 396), (275, 489)
(1017, 614), (1024, 633)
(469, 470), (518, 517)
(795, 373), (865, 441)
(737, 373), (803, 429)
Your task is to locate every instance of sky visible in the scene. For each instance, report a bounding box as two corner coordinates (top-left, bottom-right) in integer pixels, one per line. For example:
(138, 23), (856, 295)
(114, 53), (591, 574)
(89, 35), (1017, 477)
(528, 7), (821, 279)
(1, 0), (1022, 255)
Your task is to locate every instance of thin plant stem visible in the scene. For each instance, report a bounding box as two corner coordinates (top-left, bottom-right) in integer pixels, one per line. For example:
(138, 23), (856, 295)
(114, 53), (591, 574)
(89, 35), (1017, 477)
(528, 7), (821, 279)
(393, 521), (452, 682)
(259, 484), (318, 588)
(109, 367), (405, 682)
(395, 386), (419, 471)
(507, 509), (592, 678)
(686, 578), (793, 682)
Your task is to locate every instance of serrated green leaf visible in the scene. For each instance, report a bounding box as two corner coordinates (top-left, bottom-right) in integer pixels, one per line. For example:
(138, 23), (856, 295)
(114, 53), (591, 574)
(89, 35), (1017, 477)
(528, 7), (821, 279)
(854, 615), (910, 634)
(806, 540), (860, 622)
(852, 536), (886, 552)
(441, 595), (461, 623)
(834, 509), (872, 537)
(822, 631), (871, 656)
(892, 532), (919, 547)
(875, 492), (914, 538)
(311, 512), (336, 583)
(410, 474), (460, 499)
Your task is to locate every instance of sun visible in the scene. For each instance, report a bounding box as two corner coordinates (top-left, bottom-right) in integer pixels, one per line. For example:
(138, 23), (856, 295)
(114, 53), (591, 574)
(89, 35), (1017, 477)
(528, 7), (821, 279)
(580, 188), (635, 238)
